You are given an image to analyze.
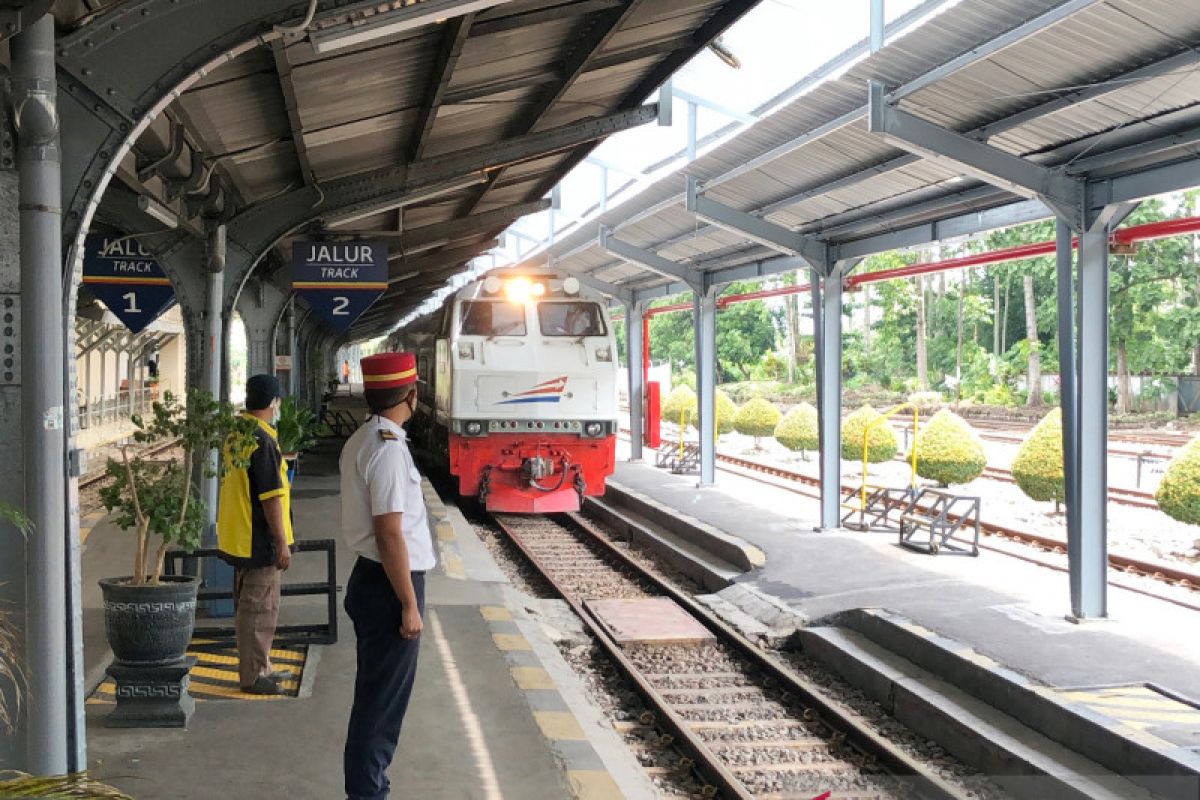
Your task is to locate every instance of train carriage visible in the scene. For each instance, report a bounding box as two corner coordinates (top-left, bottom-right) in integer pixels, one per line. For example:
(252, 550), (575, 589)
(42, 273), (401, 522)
(393, 269), (619, 513)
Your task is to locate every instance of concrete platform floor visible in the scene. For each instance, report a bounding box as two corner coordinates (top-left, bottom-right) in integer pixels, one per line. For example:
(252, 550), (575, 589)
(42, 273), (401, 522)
(82, 440), (649, 799)
(610, 447), (1200, 704)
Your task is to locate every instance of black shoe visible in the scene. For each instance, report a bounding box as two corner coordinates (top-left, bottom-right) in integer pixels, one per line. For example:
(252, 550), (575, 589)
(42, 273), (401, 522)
(241, 675), (284, 695)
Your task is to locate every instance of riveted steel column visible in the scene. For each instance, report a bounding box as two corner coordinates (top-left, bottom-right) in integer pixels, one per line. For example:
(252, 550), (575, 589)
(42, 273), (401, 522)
(1072, 223), (1109, 619)
(694, 286), (717, 486)
(626, 301), (645, 462)
(814, 266), (843, 530)
(14, 14), (68, 775)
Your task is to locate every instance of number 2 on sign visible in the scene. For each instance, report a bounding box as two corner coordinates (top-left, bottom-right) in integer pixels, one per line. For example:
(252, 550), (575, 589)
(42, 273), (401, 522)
(122, 292), (141, 314)
(332, 296), (349, 316)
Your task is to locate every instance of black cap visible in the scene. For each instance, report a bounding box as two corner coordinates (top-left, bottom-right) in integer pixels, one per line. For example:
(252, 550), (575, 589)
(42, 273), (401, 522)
(246, 374), (282, 411)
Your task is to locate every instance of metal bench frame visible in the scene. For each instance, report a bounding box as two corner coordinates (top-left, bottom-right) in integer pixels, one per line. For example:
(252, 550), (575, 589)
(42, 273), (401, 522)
(898, 488), (981, 556)
(164, 539), (339, 647)
(655, 440), (700, 474)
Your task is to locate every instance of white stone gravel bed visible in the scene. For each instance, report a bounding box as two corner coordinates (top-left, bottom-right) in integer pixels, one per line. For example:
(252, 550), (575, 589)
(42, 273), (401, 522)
(660, 420), (1200, 567)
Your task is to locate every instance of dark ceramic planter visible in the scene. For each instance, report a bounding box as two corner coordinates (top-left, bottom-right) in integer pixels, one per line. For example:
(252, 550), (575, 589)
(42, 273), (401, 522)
(99, 575), (199, 667)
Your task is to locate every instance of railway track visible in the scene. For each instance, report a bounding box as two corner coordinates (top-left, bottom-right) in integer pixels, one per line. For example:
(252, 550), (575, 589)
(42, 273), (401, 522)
(490, 511), (964, 800)
(79, 439), (182, 514)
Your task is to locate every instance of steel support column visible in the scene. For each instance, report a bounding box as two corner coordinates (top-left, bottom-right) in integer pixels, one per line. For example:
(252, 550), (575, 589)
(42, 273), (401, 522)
(286, 299), (297, 396)
(1071, 222), (1109, 618)
(200, 225), (231, 614)
(813, 265), (844, 530)
(13, 14), (71, 774)
(1055, 219), (1082, 608)
(237, 279), (290, 378)
(694, 285), (717, 486)
(625, 301), (645, 462)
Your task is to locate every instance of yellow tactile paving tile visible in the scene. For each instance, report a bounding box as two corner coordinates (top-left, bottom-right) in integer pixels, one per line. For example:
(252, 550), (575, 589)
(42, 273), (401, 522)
(88, 640), (307, 704)
(567, 770), (625, 800)
(435, 521), (456, 542)
(443, 554), (466, 579)
(479, 605), (512, 622)
(533, 710), (587, 741)
(510, 666), (556, 691)
(1061, 685), (1200, 729)
(492, 632), (532, 651)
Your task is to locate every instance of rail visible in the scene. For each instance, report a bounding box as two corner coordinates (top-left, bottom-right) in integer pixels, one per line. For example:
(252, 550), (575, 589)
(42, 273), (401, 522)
(491, 511), (963, 799)
(164, 539), (339, 647)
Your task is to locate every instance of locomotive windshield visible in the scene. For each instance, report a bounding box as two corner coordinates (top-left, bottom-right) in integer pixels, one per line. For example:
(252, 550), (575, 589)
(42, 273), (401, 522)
(538, 302), (607, 337)
(460, 301), (527, 336)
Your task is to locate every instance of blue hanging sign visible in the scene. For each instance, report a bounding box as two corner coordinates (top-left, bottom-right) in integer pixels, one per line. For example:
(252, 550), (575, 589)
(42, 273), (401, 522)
(81, 234), (176, 334)
(292, 240), (389, 332)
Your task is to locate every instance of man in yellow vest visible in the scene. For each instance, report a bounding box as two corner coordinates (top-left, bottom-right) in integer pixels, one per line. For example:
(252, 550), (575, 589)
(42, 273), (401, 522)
(217, 374), (295, 695)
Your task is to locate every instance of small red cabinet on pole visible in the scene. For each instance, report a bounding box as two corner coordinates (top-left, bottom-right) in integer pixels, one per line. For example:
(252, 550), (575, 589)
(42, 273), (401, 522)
(646, 381), (661, 449)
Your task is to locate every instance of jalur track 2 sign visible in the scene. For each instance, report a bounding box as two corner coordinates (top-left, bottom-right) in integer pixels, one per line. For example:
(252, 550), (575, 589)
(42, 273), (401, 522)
(292, 241), (388, 332)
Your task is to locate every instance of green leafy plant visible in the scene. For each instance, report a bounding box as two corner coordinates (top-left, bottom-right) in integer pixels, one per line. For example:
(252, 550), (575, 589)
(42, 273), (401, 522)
(911, 409), (987, 486)
(100, 391), (257, 586)
(1157, 436), (1200, 525)
(841, 405), (898, 463)
(715, 390), (737, 435)
(276, 396), (318, 456)
(1011, 408), (1064, 507)
(0, 502), (29, 735)
(662, 385), (697, 429)
(0, 772), (132, 798)
(734, 397), (781, 447)
(774, 402), (819, 460)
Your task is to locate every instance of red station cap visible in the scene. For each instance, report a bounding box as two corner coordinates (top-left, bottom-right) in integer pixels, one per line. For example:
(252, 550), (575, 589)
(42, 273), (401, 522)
(361, 352), (418, 390)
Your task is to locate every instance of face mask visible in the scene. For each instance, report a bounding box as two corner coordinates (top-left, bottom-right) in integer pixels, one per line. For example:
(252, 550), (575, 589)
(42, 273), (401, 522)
(270, 400), (281, 426)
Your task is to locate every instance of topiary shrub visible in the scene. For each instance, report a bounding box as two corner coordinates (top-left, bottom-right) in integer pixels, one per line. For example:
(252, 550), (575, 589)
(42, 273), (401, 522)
(662, 385), (697, 429)
(912, 409), (987, 486)
(1011, 408), (1064, 505)
(1157, 436), (1200, 525)
(907, 391), (944, 412)
(715, 389), (737, 435)
(841, 405), (898, 463)
(775, 402), (819, 460)
(734, 397), (782, 448)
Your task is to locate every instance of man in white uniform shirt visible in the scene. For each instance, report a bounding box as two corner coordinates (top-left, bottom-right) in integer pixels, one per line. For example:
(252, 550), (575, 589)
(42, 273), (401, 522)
(339, 351), (435, 800)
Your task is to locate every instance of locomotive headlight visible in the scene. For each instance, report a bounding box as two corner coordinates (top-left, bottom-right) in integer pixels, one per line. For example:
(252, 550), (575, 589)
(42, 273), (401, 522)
(465, 421), (484, 436)
(584, 422), (604, 437)
(504, 276), (533, 304)
(458, 342), (475, 360)
(595, 346), (612, 362)
(482, 276), (503, 295)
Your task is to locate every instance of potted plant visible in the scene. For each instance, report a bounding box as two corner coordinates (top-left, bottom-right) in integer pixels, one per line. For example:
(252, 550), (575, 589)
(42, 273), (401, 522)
(97, 391), (256, 726)
(276, 395), (318, 483)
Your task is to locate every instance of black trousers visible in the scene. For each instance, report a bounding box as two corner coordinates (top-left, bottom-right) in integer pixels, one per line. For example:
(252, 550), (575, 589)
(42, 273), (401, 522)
(343, 557), (426, 800)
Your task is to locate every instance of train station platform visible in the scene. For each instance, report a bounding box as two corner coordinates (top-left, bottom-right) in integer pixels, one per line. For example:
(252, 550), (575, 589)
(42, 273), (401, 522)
(608, 454), (1200, 697)
(601, 451), (1200, 792)
(79, 440), (653, 799)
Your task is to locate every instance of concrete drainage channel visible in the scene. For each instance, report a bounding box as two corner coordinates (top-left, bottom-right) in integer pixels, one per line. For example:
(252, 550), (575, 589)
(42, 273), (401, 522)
(572, 483), (1200, 800)
(470, 503), (1010, 799)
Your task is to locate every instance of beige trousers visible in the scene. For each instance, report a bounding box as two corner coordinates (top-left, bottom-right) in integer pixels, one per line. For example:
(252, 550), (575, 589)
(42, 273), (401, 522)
(233, 565), (281, 687)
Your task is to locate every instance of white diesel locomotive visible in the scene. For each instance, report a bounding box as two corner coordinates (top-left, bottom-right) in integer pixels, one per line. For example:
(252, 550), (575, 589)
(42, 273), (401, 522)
(391, 269), (619, 513)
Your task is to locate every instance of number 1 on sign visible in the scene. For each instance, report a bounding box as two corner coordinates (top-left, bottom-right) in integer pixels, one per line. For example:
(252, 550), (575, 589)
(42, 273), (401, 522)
(122, 292), (141, 314)
(332, 296), (349, 316)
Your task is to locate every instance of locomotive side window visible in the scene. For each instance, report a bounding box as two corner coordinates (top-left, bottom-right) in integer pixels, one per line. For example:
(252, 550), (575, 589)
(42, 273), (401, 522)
(538, 302), (607, 337)
(460, 301), (527, 336)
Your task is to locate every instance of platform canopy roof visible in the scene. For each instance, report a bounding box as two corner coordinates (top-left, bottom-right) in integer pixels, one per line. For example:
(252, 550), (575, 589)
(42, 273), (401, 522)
(530, 0), (1200, 303)
(60, 0), (758, 340)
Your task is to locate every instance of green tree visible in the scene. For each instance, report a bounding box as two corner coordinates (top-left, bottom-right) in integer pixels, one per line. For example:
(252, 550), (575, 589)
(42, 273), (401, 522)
(841, 405), (898, 463)
(912, 409), (987, 486)
(1011, 408), (1064, 507)
(1157, 436), (1200, 525)
(734, 397), (781, 448)
(716, 281), (778, 382)
(775, 403), (819, 459)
